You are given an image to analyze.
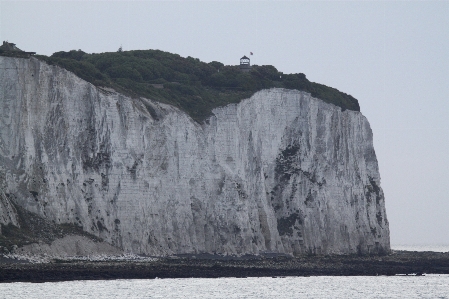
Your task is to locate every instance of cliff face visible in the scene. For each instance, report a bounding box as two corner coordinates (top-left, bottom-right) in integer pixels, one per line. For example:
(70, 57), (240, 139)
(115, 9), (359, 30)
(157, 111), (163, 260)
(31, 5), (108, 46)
(0, 57), (390, 255)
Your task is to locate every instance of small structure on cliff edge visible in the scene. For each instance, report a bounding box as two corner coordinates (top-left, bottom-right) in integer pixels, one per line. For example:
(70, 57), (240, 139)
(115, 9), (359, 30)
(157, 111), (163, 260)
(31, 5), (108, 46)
(0, 41), (36, 58)
(239, 55), (251, 72)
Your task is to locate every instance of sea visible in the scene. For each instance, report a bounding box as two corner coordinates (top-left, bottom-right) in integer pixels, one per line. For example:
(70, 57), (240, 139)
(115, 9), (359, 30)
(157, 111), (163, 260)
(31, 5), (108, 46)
(1, 245), (448, 299)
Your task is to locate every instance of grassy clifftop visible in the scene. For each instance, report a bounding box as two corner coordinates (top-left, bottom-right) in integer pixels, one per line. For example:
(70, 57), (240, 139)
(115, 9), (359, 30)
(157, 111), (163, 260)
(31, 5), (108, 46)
(36, 49), (360, 122)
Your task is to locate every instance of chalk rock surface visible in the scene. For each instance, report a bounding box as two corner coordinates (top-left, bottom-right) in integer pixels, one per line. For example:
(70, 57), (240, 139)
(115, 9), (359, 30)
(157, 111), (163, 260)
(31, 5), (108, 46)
(0, 57), (389, 255)
(13, 235), (123, 257)
(0, 189), (19, 233)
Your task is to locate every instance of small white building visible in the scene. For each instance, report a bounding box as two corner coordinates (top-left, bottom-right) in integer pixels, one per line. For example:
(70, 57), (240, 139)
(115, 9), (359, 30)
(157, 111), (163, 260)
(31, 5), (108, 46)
(239, 55), (251, 72)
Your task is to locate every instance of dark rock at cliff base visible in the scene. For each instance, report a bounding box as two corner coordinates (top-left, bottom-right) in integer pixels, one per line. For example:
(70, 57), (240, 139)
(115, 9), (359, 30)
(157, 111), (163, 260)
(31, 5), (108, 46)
(1, 251), (448, 283)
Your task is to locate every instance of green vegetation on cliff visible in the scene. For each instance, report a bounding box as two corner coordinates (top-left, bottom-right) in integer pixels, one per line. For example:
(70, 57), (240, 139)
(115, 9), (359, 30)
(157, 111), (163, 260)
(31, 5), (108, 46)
(36, 49), (359, 122)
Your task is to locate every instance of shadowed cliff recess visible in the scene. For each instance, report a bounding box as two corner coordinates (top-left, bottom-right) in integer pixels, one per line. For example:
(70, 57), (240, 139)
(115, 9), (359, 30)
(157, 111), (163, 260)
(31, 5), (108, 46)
(34, 49), (360, 122)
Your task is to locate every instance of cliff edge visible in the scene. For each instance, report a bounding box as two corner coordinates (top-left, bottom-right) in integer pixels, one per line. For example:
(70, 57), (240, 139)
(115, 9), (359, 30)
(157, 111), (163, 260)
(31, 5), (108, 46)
(0, 56), (389, 256)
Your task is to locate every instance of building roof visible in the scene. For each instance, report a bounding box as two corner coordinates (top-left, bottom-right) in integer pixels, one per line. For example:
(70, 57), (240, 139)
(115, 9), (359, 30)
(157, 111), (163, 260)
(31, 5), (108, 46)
(0, 41), (35, 56)
(240, 55), (250, 60)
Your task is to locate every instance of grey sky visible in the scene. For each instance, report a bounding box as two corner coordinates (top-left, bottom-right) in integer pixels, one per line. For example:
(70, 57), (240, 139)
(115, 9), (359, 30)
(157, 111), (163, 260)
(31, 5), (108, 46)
(1, 0), (448, 245)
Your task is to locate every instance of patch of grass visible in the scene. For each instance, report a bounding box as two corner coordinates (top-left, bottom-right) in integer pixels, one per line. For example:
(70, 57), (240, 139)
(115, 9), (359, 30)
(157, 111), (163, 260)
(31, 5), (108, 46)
(34, 49), (360, 122)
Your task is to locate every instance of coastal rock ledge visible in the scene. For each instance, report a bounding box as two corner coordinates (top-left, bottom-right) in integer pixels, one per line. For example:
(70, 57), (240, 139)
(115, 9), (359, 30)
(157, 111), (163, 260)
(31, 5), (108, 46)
(0, 57), (389, 256)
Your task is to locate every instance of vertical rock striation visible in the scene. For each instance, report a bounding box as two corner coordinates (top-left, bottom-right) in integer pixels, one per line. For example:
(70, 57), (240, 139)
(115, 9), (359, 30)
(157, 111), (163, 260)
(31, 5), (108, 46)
(0, 56), (390, 255)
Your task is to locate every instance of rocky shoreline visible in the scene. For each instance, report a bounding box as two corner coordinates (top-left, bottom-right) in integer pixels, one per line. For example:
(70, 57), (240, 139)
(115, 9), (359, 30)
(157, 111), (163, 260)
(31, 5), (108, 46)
(1, 250), (448, 283)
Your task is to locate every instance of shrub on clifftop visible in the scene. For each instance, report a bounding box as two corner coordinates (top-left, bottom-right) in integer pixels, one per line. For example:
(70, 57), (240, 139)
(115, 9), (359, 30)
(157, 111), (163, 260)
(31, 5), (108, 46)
(36, 49), (360, 122)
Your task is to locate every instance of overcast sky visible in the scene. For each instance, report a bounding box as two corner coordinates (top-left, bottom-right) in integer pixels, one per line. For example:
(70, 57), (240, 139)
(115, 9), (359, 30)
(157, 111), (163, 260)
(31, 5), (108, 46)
(1, 0), (448, 246)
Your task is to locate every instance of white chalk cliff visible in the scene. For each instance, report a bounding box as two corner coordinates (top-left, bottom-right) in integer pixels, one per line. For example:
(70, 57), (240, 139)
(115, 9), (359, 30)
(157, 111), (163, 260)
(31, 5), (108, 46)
(0, 57), (390, 255)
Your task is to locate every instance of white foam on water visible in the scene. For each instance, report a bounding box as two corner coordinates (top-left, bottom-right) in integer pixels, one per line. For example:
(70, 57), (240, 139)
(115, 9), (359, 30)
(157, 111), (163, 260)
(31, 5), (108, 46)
(391, 244), (449, 252)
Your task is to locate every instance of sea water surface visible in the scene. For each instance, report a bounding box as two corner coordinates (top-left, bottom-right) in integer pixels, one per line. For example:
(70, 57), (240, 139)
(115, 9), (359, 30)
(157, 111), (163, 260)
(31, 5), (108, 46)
(1, 275), (449, 299)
